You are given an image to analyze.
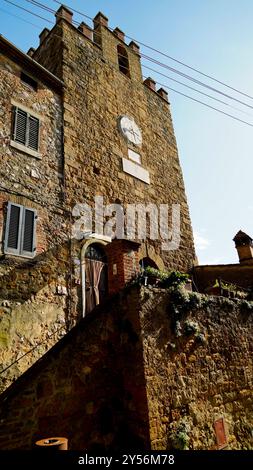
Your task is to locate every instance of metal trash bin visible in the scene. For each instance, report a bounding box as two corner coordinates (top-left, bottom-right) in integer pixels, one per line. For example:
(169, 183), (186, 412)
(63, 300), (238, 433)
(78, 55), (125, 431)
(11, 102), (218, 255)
(35, 437), (68, 450)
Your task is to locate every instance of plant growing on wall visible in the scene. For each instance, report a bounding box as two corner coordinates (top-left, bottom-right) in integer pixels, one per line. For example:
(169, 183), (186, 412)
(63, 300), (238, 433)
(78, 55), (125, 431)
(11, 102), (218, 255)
(169, 417), (191, 450)
(184, 319), (200, 336)
(142, 267), (190, 288)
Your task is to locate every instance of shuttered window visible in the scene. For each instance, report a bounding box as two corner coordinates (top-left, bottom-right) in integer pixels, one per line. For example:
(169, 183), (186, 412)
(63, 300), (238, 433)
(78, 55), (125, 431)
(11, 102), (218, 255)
(4, 202), (37, 257)
(12, 107), (40, 151)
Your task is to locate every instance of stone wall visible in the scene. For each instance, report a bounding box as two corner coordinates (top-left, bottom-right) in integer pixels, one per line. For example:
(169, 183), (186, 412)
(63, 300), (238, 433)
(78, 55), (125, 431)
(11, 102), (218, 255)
(140, 288), (253, 450)
(0, 8), (198, 396)
(0, 298), (66, 394)
(0, 53), (64, 243)
(0, 44), (67, 295)
(0, 242), (73, 393)
(0, 287), (150, 451)
(193, 264), (253, 292)
(33, 11), (196, 273)
(0, 286), (252, 450)
(0, 44), (71, 390)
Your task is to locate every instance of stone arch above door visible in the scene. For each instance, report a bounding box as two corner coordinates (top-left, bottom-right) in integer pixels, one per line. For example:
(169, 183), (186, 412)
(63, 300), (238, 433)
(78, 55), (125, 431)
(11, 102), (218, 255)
(138, 243), (165, 271)
(81, 238), (110, 316)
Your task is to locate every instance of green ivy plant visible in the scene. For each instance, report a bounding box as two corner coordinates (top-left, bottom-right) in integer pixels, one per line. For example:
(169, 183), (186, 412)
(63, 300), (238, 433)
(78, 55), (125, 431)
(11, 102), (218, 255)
(169, 417), (191, 450)
(142, 267), (190, 288)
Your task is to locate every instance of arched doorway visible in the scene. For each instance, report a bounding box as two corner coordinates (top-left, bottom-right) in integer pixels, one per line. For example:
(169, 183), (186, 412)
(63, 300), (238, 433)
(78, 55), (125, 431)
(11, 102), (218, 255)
(85, 243), (108, 314)
(139, 257), (158, 270)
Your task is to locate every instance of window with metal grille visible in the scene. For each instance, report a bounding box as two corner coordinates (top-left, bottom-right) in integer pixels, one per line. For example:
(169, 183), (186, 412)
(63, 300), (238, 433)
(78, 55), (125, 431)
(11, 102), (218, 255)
(20, 72), (38, 91)
(4, 202), (37, 257)
(12, 106), (40, 151)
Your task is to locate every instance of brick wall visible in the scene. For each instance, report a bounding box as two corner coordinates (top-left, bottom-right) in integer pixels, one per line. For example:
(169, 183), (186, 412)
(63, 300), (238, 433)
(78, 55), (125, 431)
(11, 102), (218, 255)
(105, 240), (140, 294)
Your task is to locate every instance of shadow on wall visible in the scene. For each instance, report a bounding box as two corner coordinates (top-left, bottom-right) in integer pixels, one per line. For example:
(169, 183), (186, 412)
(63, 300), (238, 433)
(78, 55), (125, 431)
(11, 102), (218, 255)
(0, 242), (71, 303)
(0, 286), (150, 451)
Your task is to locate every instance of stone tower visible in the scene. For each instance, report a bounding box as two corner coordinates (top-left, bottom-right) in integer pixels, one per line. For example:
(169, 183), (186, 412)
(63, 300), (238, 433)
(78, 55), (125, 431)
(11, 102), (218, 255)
(32, 5), (196, 276)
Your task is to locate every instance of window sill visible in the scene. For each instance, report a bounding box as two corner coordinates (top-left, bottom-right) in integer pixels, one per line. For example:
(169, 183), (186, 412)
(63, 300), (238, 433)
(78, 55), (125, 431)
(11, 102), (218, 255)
(3, 250), (36, 260)
(10, 140), (41, 159)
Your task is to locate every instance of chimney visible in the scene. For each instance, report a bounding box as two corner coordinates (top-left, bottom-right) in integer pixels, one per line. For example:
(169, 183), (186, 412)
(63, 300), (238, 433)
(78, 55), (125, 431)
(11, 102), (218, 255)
(78, 22), (93, 41)
(129, 41), (140, 55)
(39, 28), (50, 45)
(233, 230), (253, 264)
(55, 5), (73, 24)
(93, 12), (108, 29)
(143, 77), (156, 92)
(113, 27), (125, 42)
(27, 47), (35, 57)
(157, 87), (169, 103)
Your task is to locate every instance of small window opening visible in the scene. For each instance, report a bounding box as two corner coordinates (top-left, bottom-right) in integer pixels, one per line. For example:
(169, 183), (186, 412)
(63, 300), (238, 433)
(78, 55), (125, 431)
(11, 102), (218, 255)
(93, 166), (100, 175)
(20, 72), (38, 91)
(117, 45), (130, 77)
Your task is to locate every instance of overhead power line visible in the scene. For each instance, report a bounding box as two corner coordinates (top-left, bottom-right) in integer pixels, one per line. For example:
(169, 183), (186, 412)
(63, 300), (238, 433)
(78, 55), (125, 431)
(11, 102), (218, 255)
(0, 6), (42, 28)
(142, 75), (253, 128)
(51, 0), (253, 101)
(142, 64), (253, 117)
(141, 53), (253, 110)
(22, 0), (253, 112)
(3, 0), (253, 129)
(3, 0), (54, 23)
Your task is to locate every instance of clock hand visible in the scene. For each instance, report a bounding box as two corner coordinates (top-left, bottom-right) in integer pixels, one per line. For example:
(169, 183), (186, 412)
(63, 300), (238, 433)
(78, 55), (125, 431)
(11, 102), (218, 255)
(128, 124), (138, 143)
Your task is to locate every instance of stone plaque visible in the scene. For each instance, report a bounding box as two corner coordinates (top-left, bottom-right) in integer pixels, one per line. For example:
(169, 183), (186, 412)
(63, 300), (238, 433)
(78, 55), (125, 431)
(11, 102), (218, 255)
(122, 157), (150, 184)
(214, 417), (228, 449)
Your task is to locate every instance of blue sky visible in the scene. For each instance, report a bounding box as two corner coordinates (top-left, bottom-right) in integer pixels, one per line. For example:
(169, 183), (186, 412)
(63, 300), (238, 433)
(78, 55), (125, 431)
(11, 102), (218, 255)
(1, 0), (253, 265)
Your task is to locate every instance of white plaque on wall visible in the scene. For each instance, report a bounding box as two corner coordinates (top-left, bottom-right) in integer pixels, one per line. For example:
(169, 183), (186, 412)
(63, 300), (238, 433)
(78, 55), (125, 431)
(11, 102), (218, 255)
(122, 157), (150, 184)
(128, 149), (141, 165)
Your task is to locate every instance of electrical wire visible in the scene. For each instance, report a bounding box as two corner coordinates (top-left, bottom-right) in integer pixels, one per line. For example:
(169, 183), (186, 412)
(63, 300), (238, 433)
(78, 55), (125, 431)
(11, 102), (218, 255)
(142, 75), (253, 128)
(25, 0), (55, 14)
(142, 64), (253, 117)
(3, 0), (54, 24)
(21, 0), (253, 111)
(141, 53), (253, 110)
(2, 0), (253, 128)
(0, 5), (42, 29)
(51, 0), (253, 101)
(0, 182), (70, 214)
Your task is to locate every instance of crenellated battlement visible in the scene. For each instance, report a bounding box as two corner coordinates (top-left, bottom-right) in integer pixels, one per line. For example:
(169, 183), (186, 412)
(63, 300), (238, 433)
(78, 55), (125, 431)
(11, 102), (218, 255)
(30, 4), (167, 101)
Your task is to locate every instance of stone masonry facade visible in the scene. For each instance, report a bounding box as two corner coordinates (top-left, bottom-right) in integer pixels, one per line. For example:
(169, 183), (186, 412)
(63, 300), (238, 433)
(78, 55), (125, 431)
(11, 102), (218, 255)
(0, 286), (251, 450)
(33, 7), (196, 272)
(0, 4), (197, 393)
(0, 34), (70, 392)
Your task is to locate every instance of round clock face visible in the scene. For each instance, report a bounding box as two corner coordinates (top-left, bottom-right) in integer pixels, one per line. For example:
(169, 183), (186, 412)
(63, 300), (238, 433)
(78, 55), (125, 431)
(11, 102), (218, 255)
(119, 116), (142, 146)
